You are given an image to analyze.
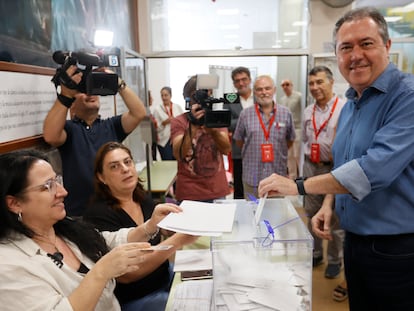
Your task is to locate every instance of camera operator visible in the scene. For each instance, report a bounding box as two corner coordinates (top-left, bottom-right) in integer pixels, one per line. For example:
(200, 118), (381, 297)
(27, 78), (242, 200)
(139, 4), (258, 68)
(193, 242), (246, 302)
(170, 75), (231, 203)
(43, 63), (146, 217)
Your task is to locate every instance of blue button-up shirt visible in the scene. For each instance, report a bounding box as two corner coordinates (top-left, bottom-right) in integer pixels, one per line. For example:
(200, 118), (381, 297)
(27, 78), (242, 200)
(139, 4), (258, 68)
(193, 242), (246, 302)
(332, 63), (414, 235)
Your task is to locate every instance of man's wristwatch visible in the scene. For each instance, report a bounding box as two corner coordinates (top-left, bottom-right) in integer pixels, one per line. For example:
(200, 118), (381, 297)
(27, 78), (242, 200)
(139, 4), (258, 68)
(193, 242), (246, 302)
(295, 177), (308, 195)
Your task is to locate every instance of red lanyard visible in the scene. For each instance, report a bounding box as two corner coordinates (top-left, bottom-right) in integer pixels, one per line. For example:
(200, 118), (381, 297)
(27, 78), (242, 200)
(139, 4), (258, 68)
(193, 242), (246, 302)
(312, 97), (338, 141)
(164, 102), (173, 117)
(255, 103), (276, 141)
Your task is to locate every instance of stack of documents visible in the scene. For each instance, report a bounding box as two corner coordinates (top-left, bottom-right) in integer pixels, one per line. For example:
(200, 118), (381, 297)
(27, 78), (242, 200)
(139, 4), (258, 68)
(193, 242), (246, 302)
(170, 279), (213, 311)
(157, 200), (236, 236)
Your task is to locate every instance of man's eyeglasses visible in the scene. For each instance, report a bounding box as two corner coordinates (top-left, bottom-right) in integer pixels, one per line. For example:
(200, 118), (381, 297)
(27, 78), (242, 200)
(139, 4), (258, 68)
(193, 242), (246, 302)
(22, 175), (64, 195)
(281, 83), (291, 87)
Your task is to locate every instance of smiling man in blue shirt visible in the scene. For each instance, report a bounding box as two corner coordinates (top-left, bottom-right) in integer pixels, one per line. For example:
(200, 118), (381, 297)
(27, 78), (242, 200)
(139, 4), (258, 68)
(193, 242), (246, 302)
(258, 7), (414, 310)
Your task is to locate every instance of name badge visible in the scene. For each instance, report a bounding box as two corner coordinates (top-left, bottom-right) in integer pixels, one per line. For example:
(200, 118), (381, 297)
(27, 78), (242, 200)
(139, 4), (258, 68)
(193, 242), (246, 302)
(261, 143), (274, 162)
(310, 143), (320, 163)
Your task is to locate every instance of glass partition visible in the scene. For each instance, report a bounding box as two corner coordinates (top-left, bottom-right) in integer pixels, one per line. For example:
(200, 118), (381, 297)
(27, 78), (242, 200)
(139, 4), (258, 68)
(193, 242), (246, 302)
(147, 55), (308, 112)
(149, 0), (309, 52)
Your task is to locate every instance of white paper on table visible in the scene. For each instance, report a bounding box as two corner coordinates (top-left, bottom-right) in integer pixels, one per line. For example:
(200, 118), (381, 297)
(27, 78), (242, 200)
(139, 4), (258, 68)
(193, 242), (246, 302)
(171, 279), (213, 311)
(174, 249), (212, 272)
(158, 200), (236, 235)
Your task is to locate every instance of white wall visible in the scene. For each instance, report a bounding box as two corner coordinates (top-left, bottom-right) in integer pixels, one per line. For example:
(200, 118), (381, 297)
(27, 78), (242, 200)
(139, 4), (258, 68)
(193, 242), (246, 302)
(309, 0), (353, 53)
(141, 0), (354, 111)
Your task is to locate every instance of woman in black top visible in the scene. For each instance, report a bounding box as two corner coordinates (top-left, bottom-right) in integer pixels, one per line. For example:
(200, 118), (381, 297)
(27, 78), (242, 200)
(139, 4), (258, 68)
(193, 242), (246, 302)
(84, 142), (197, 311)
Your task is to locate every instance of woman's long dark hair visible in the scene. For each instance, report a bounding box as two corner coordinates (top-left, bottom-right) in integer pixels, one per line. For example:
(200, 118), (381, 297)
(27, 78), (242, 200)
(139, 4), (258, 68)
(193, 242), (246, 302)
(93, 142), (146, 209)
(0, 149), (109, 262)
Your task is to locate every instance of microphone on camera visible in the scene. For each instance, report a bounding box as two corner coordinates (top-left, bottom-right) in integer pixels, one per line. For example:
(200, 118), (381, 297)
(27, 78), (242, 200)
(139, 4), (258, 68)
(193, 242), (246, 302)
(52, 50), (102, 67)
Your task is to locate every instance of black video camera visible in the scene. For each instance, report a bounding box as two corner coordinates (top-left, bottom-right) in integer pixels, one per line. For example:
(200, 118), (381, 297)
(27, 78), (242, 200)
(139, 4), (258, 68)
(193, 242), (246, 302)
(187, 74), (240, 128)
(51, 49), (120, 96)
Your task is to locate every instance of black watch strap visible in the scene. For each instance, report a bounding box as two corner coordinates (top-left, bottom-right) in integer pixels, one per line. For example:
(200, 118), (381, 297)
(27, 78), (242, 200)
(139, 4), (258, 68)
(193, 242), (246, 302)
(295, 177), (308, 195)
(57, 94), (75, 108)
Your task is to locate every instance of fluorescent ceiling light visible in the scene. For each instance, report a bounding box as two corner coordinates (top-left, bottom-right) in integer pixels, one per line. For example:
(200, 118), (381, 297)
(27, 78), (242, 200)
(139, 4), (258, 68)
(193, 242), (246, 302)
(283, 32), (298, 37)
(293, 21), (307, 27)
(94, 30), (114, 47)
(390, 2), (414, 13)
(384, 16), (403, 22)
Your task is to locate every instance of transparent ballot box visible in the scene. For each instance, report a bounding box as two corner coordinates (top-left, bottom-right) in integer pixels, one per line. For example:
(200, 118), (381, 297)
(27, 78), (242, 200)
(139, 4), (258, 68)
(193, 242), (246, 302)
(211, 199), (313, 311)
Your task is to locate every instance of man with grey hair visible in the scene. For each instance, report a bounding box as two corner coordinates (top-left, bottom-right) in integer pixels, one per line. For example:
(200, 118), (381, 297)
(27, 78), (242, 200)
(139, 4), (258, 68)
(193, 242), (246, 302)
(234, 75), (295, 198)
(302, 66), (345, 278)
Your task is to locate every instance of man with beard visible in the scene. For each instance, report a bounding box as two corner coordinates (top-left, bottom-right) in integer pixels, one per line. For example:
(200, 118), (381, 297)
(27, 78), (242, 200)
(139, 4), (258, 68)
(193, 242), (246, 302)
(234, 75), (295, 198)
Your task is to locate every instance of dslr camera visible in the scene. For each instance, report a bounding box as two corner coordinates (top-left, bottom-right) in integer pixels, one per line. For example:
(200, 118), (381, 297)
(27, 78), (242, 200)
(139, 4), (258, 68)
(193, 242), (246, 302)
(51, 49), (120, 96)
(187, 74), (240, 128)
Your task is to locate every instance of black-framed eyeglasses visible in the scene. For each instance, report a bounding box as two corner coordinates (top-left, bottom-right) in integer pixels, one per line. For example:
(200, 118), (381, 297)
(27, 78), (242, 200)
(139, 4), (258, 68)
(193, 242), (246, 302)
(281, 83), (291, 87)
(21, 175), (63, 195)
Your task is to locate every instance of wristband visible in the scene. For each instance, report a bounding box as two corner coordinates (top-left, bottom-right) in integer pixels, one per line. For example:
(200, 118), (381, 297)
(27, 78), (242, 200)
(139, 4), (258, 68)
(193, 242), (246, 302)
(295, 177), (308, 195)
(57, 94), (75, 108)
(118, 79), (127, 91)
(143, 221), (160, 240)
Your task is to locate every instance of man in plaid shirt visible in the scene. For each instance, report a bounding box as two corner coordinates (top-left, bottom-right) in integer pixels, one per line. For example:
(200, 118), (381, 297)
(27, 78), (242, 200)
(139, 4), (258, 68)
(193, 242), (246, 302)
(234, 75), (295, 199)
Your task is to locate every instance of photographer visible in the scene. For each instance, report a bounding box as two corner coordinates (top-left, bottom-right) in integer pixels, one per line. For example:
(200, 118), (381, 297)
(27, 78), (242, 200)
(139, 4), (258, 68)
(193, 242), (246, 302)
(43, 61), (146, 217)
(170, 75), (231, 203)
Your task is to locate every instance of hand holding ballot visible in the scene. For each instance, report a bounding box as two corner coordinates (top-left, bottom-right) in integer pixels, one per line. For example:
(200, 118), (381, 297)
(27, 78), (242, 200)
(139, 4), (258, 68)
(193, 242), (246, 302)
(157, 200), (237, 236)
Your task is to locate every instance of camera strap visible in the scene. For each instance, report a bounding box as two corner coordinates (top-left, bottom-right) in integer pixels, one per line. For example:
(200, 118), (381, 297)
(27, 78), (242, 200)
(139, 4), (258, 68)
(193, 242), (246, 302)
(51, 68), (77, 108)
(57, 94), (75, 109)
(187, 111), (204, 126)
(51, 67), (79, 91)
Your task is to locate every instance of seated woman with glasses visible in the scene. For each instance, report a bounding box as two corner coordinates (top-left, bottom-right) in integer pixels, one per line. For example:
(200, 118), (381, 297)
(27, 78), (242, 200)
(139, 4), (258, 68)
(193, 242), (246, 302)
(0, 149), (183, 311)
(83, 142), (198, 311)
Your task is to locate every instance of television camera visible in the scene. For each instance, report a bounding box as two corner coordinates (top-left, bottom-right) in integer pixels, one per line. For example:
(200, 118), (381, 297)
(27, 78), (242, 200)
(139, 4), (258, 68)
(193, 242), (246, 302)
(51, 49), (120, 96)
(186, 74), (240, 128)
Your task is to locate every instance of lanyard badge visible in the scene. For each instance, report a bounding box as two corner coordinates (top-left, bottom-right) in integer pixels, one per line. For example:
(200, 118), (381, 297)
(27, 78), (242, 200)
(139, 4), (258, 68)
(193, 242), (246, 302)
(310, 97), (338, 163)
(255, 104), (276, 163)
(261, 143), (274, 162)
(310, 143), (320, 163)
